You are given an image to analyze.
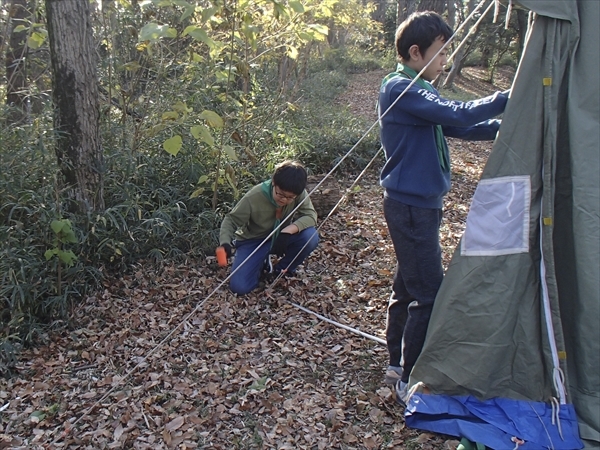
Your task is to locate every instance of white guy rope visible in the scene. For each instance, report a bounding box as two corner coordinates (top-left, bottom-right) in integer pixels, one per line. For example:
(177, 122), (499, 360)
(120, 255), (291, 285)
(51, 4), (500, 441)
(286, 300), (386, 345)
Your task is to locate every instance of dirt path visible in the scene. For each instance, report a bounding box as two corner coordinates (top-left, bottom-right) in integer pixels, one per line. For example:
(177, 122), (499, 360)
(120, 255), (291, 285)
(0, 68), (513, 450)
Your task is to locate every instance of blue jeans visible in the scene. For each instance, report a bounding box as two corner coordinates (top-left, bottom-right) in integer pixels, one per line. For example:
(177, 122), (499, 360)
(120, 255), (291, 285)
(229, 227), (319, 295)
(383, 197), (443, 383)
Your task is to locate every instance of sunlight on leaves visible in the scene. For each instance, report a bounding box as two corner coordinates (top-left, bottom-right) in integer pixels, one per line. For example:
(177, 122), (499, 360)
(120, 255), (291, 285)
(307, 24), (329, 40)
(122, 60), (142, 72)
(287, 45), (299, 59)
(189, 188), (204, 198)
(161, 111), (179, 121)
(190, 125), (215, 146)
(163, 135), (182, 156)
(27, 32), (46, 49)
(182, 26), (217, 49)
(173, 101), (192, 114)
(191, 52), (204, 62)
(289, 0), (305, 13)
(139, 23), (177, 41)
(273, 2), (289, 20)
(200, 110), (224, 128)
(172, 0), (194, 21)
(223, 145), (238, 161)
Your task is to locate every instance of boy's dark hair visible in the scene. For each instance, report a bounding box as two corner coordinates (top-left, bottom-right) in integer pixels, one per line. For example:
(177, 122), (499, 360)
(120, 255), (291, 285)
(395, 11), (453, 62)
(272, 160), (307, 195)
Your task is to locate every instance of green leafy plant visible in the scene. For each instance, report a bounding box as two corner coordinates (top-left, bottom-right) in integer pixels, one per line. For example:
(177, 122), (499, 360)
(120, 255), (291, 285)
(45, 219), (77, 266)
(44, 219), (78, 296)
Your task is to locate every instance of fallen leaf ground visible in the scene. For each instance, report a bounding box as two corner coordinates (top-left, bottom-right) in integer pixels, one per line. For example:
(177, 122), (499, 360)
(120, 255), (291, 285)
(0, 67), (513, 449)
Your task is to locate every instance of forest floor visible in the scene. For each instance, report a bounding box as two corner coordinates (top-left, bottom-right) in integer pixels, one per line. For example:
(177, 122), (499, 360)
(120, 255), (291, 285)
(0, 66), (514, 449)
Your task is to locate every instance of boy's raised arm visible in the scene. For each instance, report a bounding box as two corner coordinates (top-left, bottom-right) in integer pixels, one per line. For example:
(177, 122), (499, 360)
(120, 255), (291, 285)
(385, 80), (509, 128)
(443, 119), (502, 141)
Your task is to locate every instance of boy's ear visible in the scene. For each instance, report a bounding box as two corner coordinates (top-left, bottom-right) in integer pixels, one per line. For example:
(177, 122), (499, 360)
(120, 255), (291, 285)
(408, 44), (422, 61)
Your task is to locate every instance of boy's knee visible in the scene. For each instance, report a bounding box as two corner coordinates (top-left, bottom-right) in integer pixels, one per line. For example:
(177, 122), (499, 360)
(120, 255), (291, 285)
(229, 277), (253, 295)
(304, 227), (319, 250)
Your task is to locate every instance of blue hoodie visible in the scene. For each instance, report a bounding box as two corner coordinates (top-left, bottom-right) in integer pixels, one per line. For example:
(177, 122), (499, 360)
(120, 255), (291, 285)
(378, 75), (509, 209)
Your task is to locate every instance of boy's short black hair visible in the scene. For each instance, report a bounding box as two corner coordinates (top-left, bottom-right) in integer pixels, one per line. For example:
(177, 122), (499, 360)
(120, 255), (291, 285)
(272, 160), (307, 195)
(395, 11), (453, 62)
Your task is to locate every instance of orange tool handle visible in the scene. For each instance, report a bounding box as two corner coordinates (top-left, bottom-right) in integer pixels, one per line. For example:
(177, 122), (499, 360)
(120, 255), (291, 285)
(216, 246), (228, 267)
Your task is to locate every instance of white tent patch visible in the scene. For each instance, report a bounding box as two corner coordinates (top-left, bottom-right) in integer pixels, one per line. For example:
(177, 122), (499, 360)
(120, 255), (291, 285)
(461, 175), (530, 256)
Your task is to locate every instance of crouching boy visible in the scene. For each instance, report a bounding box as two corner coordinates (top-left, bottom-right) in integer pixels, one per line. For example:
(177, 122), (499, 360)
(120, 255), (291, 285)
(218, 160), (319, 295)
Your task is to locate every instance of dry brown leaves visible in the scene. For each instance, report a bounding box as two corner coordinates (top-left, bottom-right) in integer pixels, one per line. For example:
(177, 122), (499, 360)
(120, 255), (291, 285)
(0, 68), (512, 450)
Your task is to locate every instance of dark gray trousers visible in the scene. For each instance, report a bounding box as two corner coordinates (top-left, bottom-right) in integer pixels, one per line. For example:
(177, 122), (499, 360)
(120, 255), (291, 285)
(383, 196), (444, 383)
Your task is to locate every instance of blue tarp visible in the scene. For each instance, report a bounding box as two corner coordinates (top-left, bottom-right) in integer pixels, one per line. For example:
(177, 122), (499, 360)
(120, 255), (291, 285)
(405, 394), (584, 450)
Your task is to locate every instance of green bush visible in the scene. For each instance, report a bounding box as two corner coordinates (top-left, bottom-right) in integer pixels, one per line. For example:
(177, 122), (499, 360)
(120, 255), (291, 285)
(293, 110), (380, 173)
(0, 125), (225, 371)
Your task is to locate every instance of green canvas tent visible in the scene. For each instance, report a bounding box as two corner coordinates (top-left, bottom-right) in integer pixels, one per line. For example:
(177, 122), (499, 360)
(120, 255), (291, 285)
(404, 0), (599, 448)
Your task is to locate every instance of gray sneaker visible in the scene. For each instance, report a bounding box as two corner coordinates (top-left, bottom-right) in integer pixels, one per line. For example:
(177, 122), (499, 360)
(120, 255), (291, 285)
(384, 368), (402, 385)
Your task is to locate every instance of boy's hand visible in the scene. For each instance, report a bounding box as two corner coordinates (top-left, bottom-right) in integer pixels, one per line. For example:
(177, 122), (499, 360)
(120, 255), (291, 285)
(216, 243), (232, 267)
(271, 233), (290, 256)
(221, 243), (233, 257)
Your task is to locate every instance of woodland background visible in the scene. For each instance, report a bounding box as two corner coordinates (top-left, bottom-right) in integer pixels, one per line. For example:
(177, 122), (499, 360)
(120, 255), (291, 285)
(1, 0), (518, 447)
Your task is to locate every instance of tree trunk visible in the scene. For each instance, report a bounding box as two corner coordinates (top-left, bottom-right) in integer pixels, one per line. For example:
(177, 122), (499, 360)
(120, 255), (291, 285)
(372, 0), (386, 23)
(447, 0), (456, 29)
(396, 0), (417, 26)
(442, 44), (465, 89)
(327, 18), (337, 46)
(480, 44), (492, 67)
(46, 0), (104, 213)
(418, 0), (445, 14)
(278, 53), (295, 92)
(5, 0), (31, 124)
(408, 0), (417, 17)
(516, 8), (528, 62)
(396, 0), (407, 27)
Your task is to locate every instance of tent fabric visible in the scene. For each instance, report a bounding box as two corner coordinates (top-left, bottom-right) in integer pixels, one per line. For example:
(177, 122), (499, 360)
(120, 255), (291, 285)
(516, 0), (577, 21)
(406, 0), (599, 448)
(405, 393), (582, 450)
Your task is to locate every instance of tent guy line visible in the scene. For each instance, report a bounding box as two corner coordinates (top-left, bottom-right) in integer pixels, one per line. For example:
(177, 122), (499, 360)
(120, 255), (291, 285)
(48, 3), (500, 443)
(284, 299), (386, 346)
(46, 121), (385, 445)
(268, 0), (501, 287)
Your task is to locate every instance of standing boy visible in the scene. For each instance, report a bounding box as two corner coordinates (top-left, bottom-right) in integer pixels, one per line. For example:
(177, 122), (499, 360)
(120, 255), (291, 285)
(378, 11), (509, 401)
(218, 160), (319, 295)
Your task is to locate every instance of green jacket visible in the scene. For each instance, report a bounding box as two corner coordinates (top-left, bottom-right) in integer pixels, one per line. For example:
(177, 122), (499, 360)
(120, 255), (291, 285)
(219, 183), (318, 245)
